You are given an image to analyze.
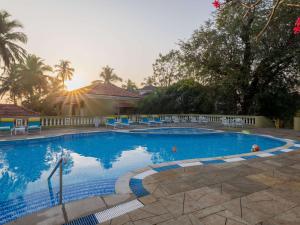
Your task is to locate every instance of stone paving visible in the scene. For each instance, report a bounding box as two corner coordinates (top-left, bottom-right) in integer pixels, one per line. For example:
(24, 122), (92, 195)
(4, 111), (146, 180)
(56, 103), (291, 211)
(113, 150), (300, 225)
(6, 126), (300, 225)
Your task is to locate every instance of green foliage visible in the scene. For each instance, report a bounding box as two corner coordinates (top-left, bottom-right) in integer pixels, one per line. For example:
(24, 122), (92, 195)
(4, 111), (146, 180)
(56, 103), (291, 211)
(55, 60), (74, 88)
(138, 79), (214, 114)
(99, 65), (122, 84)
(146, 1), (300, 120)
(0, 10), (27, 69)
(122, 79), (138, 92)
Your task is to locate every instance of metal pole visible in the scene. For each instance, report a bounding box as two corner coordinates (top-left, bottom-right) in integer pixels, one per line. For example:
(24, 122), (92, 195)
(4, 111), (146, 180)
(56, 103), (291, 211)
(59, 160), (63, 205)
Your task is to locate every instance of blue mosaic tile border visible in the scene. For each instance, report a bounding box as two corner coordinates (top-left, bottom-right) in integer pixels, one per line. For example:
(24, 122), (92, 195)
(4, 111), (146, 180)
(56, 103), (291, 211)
(129, 143), (300, 198)
(153, 164), (181, 172)
(129, 178), (149, 198)
(0, 178), (116, 225)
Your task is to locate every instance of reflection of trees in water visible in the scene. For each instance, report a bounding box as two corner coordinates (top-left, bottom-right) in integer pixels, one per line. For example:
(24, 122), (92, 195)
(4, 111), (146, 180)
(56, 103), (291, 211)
(0, 141), (76, 201)
(60, 133), (126, 170)
(0, 142), (52, 200)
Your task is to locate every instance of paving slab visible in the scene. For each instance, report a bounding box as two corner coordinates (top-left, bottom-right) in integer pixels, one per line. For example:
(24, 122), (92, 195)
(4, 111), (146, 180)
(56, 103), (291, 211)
(8, 205), (65, 225)
(64, 196), (106, 222)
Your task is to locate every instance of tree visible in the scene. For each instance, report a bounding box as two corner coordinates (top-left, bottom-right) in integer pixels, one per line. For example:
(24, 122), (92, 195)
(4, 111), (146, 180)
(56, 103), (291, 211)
(55, 60), (74, 88)
(19, 55), (52, 107)
(122, 79), (138, 92)
(212, 0), (300, 40)
(99, 65), (122, 84)
(0, 64), (23, 104)
(147, 0), (299, 120)
(141, 76), (155, 86)
(138, 79), (214, 114)
(152, 50), (184, 87)
(0, 10), (27, 70)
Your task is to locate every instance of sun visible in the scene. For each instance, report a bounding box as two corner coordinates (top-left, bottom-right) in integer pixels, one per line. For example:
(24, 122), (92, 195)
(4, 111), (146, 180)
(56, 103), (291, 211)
(65, 76), (86, 91)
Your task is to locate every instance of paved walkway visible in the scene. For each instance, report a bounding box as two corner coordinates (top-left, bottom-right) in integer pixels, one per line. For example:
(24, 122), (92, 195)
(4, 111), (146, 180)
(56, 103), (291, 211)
(105, 150), (300, 225)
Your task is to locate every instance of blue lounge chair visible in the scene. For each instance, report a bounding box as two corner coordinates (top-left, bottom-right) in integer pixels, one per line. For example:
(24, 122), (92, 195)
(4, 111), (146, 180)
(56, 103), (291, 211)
(139, 116), (152, 126)
(27, 117), (42, 133)
(153, 115), (163, 125)
(105, 117), (118, 128)
(0, 118), (14, 135)
(119, 116), (130, 127)
(140, 116), (157, 126)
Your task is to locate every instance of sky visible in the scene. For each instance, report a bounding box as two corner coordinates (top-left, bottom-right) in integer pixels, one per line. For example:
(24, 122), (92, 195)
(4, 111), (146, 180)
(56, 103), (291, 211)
(0, 0), (213, 90)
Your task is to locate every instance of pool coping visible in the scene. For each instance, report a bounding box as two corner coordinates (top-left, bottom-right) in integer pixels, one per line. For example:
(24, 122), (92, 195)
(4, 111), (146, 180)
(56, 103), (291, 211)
(115, 137), (298, 197)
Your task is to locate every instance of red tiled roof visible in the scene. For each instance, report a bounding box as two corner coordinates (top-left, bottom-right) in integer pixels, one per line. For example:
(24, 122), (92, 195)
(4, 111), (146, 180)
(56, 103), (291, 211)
(0, 104), (40, 117)
(70, 83), (141, 98)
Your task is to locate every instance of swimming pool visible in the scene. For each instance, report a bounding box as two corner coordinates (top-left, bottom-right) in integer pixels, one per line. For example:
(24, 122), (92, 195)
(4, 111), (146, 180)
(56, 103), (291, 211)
(0, 129), (287, 223)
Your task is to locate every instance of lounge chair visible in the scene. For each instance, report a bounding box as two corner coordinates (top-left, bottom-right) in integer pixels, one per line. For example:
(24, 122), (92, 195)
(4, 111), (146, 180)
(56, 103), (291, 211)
(221, 117), (230, 127)
(172, 116), (180, 123)
(233, 118), (244, 128)
(0, 118), (14, 135)
(105, 117), (118, 128)
(151, 115), (162, 125)
(163, 116), (172, 123)
(27, 117), (42, 133)
(199, 116), (209, 125)
(119, 116), (131, 127)
(190, 117), (198, 123)
(139, 116), (154, 126)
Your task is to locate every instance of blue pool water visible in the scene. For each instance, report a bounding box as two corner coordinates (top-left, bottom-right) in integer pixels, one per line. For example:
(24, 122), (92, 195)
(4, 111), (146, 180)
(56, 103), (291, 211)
(0, 129), (286, 223)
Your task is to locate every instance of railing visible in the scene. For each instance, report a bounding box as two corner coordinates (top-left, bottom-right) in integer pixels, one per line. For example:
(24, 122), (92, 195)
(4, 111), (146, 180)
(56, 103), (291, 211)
(40, 114), (274, 128)
(48, 157), (64, 205)
(41, 116), (95, 127)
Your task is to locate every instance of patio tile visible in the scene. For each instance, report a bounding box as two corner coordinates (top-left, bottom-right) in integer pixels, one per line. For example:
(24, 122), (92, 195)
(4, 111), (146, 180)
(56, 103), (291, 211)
(224, 176), (269, 196)
(8, 205), (65, 225)
(222, 190), (296, 225)
(110, 214), (131, 225)
(157, 215), (193, 225)
(270, 181), (300, 205)
(198, 210), (251, 225)
(158, 193), (185, 217)
(103, 194), (133, 207)
(64, 196), (106, 222)
(246, 172), (288, 187)
(263, 206), (300, 225)
(132, 213), (174, 225)
(183, 187), (231, 214)
(160, 181), (194, 195)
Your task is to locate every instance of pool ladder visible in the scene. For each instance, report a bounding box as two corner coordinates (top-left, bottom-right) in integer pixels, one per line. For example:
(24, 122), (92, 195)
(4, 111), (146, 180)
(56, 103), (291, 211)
(48, 157), (64, 205)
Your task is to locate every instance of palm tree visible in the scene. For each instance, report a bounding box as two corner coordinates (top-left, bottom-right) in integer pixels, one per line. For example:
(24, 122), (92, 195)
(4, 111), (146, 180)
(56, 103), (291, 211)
(55, 60), (74, 88)
(19, 55), (52, 100)
(0, 10), (27, 70)
(0, 64), (23, 104)
(99, 65), (122, 84)
(122, 79), (138, 92)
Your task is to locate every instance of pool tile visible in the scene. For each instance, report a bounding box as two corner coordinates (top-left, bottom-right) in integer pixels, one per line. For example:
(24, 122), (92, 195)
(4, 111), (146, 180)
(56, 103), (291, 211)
(0, 179), (116, 224)
(179, 161), (203, 167)
(129, 178), (149, 198)
(242, 155), (259, 160)
(224, 157), (245, 162)
(281, 149), (294, 152)
(257, 153), (274, 157)
(202, 159), (224, 165)
(271, 151), (284, 155)
(153, 165), (181, 172)
(133, 170), (157, 179)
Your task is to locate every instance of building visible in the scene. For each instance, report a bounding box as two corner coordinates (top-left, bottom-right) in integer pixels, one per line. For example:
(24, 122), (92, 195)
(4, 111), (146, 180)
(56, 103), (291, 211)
(56, 82), (141, 116)
(138, 85), (156, 96)
(0, 104), (40, 126)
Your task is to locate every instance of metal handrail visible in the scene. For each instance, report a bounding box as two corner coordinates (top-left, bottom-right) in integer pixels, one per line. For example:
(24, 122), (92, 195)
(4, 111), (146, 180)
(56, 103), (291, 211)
(48, 157), (64, 205)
